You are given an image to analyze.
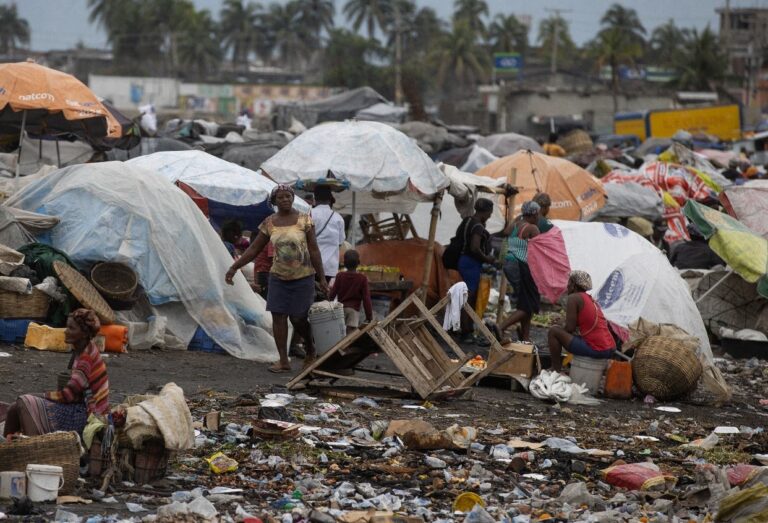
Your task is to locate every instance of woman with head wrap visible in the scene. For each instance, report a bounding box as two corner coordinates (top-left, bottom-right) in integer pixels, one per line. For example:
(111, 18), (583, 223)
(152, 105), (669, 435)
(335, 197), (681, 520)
(546, 270), (615, 371)
(496, 200), (541, 342)
(226, 184), (328, 373)
(3, 309), (109, 436)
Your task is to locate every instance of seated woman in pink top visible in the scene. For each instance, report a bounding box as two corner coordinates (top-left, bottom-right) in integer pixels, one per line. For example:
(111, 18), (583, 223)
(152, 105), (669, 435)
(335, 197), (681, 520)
(547, 271), (615, 371)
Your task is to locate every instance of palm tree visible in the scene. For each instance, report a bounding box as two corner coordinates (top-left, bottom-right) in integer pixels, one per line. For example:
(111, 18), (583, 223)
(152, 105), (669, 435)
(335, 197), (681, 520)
(220, 0), (261, 69)
(674, 27), (725, 91)
(343, 0), (391, 40)
(406, 6), (445, 52)
(0, 3), (30, 54)
(265, 1), (309, 69)
(600, 4), (646, 47)
(433, 19), (489, 96)
(453, 0), (488, 38)
(294, 0), (335, 46)
(488, 13), (528, 55)
(177, 9), (222, 77)
(537, 14), (576, 66)
(650, 19), (689, 67)
(594, 4), (646, 113)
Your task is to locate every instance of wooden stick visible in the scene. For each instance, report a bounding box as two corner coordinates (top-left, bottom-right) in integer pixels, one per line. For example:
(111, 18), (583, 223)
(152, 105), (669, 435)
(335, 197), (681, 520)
(418, 190), (444, 300)
(497, 168), (518, 325)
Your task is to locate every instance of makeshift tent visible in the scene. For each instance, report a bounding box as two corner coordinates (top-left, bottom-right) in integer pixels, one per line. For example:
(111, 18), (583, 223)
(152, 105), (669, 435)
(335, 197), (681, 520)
(460, 144), (499, 173)
(396, 121), (469, 154)
(6, 162), (276, 361)
(476, 150), (607, 220)
(15, 133), (94, 175)
(105, 137), (193, 161)
(694, 270), (768, 334)
(720, 180), (768, 239)
(355, 102), (408, 123)
(273, 87), (387, 130)
(595, 181), (664, 221)
(476, 133), (543, 157)
(526, 221), (713, 363)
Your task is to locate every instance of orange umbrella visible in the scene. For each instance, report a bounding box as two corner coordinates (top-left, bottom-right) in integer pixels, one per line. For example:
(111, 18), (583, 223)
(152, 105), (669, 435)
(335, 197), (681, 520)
(476, 150), (607, 220)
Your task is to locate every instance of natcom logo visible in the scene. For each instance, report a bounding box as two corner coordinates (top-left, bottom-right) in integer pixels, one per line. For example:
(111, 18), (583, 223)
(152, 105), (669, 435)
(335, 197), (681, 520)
(18, 92), (55, 102)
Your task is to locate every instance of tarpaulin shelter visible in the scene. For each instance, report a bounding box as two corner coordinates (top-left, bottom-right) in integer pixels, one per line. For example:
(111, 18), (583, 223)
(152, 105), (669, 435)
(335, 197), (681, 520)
(273, 87), (387, 130)
(684, 200), (768, 299)
(127, 150), (308, 230)
(6, 162), (276, 361)
(0, 61), (123, 178)
(355, 102), (408, 124)
(476, 132), (543, 157)
(476, 150), (606, 221)
(105, 137), (192, 161)
(719, 180), (768, 239)
(595, 182), (664, 221)
(396, 121), (469, 154)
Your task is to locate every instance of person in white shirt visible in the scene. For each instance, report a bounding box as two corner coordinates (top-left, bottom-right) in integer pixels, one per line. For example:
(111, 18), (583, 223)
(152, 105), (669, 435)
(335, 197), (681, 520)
(310, 186), (346, 282)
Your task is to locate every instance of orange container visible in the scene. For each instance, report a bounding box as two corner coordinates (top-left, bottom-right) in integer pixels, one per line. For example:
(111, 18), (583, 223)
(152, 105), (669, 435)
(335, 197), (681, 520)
(99, 324), (128, 353)
(604, 360), (633, 399)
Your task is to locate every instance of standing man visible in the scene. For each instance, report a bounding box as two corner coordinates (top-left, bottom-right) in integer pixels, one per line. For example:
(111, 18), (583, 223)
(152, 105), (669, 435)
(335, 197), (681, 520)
(311, 185), (346, 282)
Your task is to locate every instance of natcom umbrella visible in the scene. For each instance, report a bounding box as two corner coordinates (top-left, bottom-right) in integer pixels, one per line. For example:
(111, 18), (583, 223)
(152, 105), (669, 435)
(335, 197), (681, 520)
(684, 200), (768, 299)
(261, 120), (450, 295)
(0, 61), (122, 177)
(475, 150), (606, 220)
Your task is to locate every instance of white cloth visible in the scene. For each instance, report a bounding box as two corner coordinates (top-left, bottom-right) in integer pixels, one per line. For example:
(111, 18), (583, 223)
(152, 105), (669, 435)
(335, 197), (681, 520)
(530, 370), (601, 405)
(443, 282), (468, 332)
(311, 204), (346, 277)
(236, 114), (252, 130)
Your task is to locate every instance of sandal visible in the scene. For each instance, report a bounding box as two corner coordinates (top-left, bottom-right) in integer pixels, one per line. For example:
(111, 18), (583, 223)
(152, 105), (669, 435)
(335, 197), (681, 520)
(268, 364), (292, 374)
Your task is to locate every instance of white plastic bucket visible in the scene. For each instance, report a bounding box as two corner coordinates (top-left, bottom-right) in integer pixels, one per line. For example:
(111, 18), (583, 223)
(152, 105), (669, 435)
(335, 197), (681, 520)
(309, 306), (346, 354)
(0, 471), (26, 499)
(25, 464), (63, 502)
(570, 356), (609, 395)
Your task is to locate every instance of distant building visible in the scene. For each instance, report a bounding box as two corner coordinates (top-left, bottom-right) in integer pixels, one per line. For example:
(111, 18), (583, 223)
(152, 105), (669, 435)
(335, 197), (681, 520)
(718, 6), (768, 77)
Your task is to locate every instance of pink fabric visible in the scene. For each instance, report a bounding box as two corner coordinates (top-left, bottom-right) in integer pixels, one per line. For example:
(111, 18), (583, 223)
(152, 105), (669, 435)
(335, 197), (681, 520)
(527, 227), (571, 303)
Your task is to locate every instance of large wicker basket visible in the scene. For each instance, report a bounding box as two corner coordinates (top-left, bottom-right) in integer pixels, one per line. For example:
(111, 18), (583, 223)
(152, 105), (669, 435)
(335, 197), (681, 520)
(632, 336), (702, 401)
(0, 288), (50, 319)
(91, 262), (138, 301)
(0, 431), (80, 494)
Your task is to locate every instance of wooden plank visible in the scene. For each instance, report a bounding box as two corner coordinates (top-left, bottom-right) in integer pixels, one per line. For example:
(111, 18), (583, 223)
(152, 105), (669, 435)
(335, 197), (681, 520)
(413, 327), (461, 387)
(287, 321), (376, 389)
(462, 302), (505, 354)
(411, 295), (467, 359)
(309, 370), (407, 390)
(426, 353), (474, 397)
(377, 294), (417, 329)
(370, 325), (433, 398)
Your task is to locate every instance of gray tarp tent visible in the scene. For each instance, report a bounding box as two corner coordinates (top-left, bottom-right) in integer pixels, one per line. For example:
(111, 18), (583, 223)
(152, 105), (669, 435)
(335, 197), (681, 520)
(273, 87), (387, 130)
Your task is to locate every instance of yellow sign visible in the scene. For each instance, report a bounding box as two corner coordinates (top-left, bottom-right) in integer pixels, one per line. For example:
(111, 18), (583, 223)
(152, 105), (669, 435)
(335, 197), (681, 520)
(648, 105), (741, 141)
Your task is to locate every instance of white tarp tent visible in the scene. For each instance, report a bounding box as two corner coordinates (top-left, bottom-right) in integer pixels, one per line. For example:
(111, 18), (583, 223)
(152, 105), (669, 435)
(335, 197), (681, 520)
(6, 162), (276, 361)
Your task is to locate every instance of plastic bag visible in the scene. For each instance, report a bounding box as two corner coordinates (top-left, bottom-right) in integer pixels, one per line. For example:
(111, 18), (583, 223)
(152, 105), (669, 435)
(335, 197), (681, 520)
(603, 462), (676, 491)
(206, 452), (238, 474)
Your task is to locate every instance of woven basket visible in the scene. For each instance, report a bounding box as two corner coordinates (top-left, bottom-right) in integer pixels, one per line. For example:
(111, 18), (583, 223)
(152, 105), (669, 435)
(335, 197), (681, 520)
(0, 288), (50, 319)
(90, 262), (138, 301)
(632, 336), (702, 401)
(0, 431), (80, 494)
(559, 129), (594, 155)
(53, 261), (115, 325)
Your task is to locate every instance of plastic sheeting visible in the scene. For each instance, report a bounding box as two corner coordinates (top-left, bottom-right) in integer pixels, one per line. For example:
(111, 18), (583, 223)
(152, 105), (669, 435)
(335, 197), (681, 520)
(720, 180), (768, 239)
(273, 87), (387, 130)
(476, 133), (543, 157)
(355, 103), (408, 124)
(595, 182), (664, 221)
(126, 150), (309, 211)
(529, 220), (712, 362)
(459, 145), (499, 173)
(5, 162), (276, 361)
(262, 120), (449, 195)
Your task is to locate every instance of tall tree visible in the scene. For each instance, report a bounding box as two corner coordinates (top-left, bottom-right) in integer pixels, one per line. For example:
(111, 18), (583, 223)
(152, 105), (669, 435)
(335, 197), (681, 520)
(265, 1), (309, 69)
(220, 0), (261, 69)
(177, 9), (222, 77)
(323, 28), (382, 87)
(433, 18), (489, 96)
(0, 3), (30, 54)
(488, 13), (528, 56)
(343, 0), (391, 40)
(650, 19), (688, 67)
(674, 27), (726, 91)
(537, 14), (576, 67)
(294, 0), (335, 45)
(452, 0), (488, 38)
(593, 4), (646, 113)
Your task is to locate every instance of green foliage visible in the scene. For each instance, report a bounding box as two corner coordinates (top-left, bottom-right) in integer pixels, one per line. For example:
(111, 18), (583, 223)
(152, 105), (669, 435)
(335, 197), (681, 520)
(220, 0), (262, 67)
(673, 26), (726, 91)
(488, 14), (528, 55)
(343, 0), (392, 40)
(649, 19), (690, 67)
(0, 3), (30, 53)
(452, 0), (489, 39)
(537, 14), (577, 63)
(433, 18), (490, 96)
(322, 29), (384, 88)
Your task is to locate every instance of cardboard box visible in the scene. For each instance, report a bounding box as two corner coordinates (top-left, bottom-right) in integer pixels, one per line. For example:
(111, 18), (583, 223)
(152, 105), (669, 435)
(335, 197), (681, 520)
(487, 342), (537, 378)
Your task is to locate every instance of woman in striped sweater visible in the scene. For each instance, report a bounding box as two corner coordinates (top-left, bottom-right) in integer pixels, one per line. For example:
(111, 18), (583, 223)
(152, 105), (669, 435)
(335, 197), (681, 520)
(3, 309), (109, 437)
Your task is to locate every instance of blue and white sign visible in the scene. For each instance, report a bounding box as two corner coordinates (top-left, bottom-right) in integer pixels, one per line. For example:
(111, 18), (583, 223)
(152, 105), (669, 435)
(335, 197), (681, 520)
(493, 52), (523, 73)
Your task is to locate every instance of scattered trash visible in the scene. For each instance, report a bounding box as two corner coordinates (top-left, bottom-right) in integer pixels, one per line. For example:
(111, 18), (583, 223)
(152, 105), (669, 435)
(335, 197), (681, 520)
(655, 406), (682, 413)
(714, 426), (740, 434)
(453, 492), (485, 512)
(206, 452), (238, 474)
(603, 462), (677, 491)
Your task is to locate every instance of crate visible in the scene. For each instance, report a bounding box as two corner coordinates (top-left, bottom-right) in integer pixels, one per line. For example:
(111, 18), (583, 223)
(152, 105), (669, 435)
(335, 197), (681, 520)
(188, 327), (226, 354)
(0, 318), (33, 343)
(359, 268), (401, 283)
(487, 342), (538, 379)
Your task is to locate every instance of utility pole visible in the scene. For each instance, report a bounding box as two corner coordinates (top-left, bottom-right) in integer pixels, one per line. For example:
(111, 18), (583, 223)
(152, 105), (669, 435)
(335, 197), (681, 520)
(394, 1), (404, 106)
(545, 8), (570, 74)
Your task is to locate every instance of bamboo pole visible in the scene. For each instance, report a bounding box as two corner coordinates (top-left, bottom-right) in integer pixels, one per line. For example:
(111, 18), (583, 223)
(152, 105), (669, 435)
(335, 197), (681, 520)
(418, 190), (444, 300)
(496, 168), (517, 325)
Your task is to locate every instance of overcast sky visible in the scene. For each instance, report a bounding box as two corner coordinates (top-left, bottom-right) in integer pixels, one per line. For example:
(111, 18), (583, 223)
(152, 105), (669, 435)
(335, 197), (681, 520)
(9, 0), (767, 51)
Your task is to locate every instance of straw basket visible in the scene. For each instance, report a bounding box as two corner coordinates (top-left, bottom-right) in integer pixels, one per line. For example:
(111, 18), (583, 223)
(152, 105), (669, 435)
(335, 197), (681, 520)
(0, 288), (50, 319)
(559, 129), (594, 155)
(632, 336), (702, 401)
(0, 431), (80, 494)
(53, 261), (115, 325)
(90, 262), (138, 301)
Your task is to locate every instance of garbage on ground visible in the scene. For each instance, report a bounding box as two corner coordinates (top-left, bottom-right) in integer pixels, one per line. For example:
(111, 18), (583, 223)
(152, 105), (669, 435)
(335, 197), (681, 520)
(602, 462), (677, 491)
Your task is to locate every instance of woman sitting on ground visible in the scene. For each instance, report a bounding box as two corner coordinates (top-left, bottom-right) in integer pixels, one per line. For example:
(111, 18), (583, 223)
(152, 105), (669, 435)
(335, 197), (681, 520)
(226, 184), (328, 373)
(547, 271), (615, 372)
(3, 309), (109, 436)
